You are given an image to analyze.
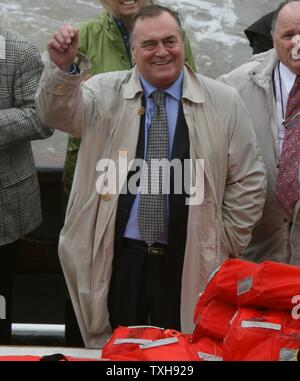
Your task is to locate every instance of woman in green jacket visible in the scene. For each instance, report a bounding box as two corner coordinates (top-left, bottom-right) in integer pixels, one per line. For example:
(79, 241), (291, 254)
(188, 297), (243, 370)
(62, 0), (196, 208)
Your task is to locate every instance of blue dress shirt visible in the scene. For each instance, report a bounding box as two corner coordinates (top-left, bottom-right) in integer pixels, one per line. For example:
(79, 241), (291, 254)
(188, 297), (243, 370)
(124, 71), (184, 243)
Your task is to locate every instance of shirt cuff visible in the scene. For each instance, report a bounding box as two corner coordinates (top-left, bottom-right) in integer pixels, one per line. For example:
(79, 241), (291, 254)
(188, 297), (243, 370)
(68, 63), (80, 75)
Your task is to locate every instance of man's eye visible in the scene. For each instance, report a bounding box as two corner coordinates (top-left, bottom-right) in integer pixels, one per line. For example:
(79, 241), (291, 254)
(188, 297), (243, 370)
(143, 42), (156, 48)
(282, 34), (294, 40)
(165, 40), (176, 47)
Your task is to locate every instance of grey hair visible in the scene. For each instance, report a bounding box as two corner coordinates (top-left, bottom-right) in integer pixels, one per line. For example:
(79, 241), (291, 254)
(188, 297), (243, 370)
(130, 4), (184, 46)
(271, 0), (300, 36)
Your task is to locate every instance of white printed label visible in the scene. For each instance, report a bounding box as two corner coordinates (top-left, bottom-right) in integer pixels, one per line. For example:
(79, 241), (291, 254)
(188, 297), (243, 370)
(237, 276), (253, 296)
(139, 337), (178, 349)
(241, 320), (282, 331)
(113, 338), (153, 345)
(280, 348), (299, 361)
(128, 325), (164, 329)
(198, 352), (223, 361)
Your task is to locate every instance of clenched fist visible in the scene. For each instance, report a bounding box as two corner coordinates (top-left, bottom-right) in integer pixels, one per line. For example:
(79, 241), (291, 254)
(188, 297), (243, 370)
(48, 25), (79, 72)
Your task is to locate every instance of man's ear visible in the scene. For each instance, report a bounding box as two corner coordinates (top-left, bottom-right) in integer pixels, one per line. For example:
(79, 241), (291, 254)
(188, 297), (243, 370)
(131, 48), (136, 65)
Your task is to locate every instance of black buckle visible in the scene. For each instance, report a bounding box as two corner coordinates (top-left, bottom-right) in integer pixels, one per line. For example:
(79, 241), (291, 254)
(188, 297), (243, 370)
(147, 246), (165, 255)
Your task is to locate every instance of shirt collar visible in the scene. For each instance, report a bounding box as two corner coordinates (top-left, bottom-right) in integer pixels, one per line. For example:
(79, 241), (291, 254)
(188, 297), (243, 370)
(140, 71), (183, 101)
(279, 62), (297, 93)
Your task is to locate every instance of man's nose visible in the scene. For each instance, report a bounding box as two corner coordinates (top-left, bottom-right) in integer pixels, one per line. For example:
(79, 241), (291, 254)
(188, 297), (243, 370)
(291, 35), (300, 46)
(154, 43), (168, 55)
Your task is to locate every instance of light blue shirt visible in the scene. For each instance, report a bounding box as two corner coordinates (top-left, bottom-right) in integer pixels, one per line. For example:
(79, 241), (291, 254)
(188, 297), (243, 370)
(124, 71), (184, 243)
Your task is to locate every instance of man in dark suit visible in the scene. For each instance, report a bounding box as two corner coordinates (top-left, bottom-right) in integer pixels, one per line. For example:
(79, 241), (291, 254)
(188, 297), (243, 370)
(0, 28), (52, 344)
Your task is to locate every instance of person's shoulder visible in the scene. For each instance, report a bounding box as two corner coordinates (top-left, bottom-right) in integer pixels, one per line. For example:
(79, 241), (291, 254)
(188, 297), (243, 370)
(198, 73), (240, 99)
(79, 12), (109, 34)
(0, 28), (38, 56)
(0, 27), (32, 45)
(86, 68), (133, 88)
(218, 57), (264, 89)
(83, 69), (135, 108)
(183, 66), (240, 106)
(219, 49), (275, 89)
(220, 61), (256, 81)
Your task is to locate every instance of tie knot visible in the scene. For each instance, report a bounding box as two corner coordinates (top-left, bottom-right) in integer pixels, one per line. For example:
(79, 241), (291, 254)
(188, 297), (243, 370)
(151, 90), (165, 106)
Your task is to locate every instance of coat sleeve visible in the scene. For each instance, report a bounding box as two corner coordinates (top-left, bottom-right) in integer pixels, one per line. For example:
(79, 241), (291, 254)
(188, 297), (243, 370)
(0, 40), (53, 149)
(35, 55), (96, 138)
(221, 89), (267, 256)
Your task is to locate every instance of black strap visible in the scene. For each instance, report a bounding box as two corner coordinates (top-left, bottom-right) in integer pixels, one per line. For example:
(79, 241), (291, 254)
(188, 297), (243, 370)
(40, 353), (68, 361)
(114, 18), (132, 67)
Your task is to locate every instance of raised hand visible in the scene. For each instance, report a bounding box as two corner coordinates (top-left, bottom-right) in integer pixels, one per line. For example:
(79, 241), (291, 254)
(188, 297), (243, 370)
(47, 25), (79, 72)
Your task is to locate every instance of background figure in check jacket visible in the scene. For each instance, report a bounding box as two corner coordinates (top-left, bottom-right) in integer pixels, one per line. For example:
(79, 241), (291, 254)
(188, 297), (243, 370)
(61, 0), (195, 347)
(0, 28), (52, 344)
(36, 5), (266, 348)
(219, 0), (300, 265)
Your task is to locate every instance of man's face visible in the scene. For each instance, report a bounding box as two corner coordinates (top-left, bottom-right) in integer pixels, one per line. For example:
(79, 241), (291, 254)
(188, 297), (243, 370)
(273, 2), (300, 75)
(103, 0), (144, 18)
(131, 11), (185, 89)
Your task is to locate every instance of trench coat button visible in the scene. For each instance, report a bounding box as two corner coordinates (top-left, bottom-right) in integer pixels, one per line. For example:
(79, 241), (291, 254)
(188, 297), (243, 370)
(55, 84), (65, 93)
(138, 106), (145, 116)
(102, 193), (111, 202)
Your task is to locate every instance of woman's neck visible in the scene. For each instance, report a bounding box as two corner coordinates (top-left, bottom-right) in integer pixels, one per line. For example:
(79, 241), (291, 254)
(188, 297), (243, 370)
(114, 14), (134, 31)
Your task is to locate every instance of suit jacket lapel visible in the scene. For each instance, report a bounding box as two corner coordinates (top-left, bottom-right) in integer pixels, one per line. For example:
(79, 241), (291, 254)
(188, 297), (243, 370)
(171, 102), (189, 161)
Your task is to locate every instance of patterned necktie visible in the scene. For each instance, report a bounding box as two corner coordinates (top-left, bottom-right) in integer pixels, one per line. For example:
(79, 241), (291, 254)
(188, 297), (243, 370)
(138, 90), (169, 246)
(276, 75), (300, 211)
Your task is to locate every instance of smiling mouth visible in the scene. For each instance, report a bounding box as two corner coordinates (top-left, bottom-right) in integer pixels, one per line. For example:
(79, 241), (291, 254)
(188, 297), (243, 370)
(153, 60), (172, 66)
(121, 1), (137, 5)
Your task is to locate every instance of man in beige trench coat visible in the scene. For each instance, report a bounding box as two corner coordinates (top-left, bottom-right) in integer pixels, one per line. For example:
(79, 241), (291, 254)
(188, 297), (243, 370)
(220, 0), (300, 265)
(35, 5), (266, 348)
